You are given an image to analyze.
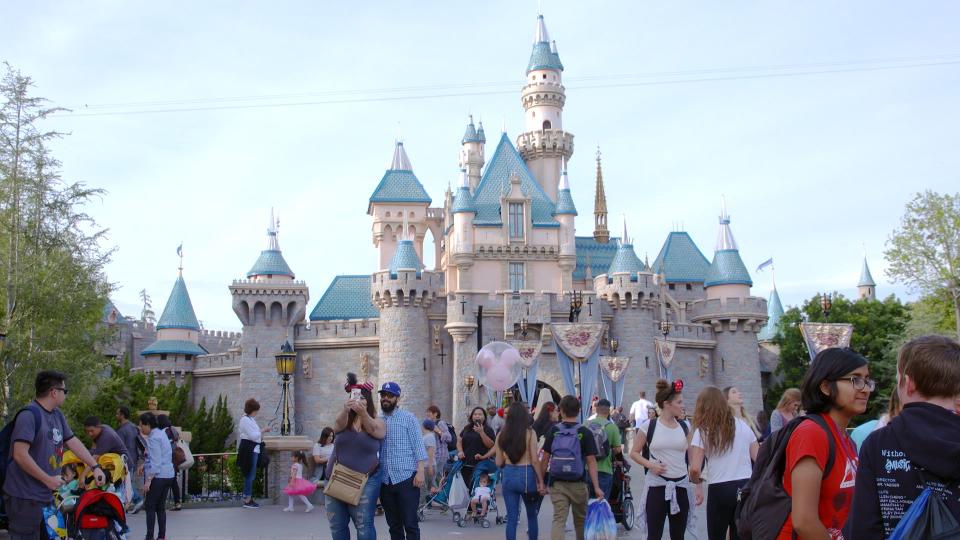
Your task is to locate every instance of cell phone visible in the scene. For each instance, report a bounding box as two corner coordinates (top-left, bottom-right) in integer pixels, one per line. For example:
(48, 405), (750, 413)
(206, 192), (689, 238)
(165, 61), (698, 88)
(351, 388), (361, 401)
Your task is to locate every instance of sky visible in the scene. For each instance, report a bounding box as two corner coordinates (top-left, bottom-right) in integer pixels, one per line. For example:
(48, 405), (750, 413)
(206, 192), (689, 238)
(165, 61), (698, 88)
(3, 1), (959, 331)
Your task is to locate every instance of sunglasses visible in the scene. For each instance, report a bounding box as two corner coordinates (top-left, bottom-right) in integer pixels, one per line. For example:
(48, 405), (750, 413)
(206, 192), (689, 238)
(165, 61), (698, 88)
(53, 386), (69, 395)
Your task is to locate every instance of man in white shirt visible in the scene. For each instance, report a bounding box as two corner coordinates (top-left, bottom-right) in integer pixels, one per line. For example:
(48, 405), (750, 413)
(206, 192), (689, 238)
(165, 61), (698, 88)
(628, 391), (654, 427)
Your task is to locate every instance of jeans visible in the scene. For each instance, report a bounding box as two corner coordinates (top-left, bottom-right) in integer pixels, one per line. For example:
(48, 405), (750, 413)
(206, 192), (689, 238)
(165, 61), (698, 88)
(502, 465), (543, 540)
(646, 485), (689, 540)
(145, 476), (174, 539)
(242, 461), (257, 500)
(590, 471), (613, 500)
(326, 468), (381, 540)
(380, 474), (421, 540)
(707, 478), (747, 540)
(550, 480), (588, 540)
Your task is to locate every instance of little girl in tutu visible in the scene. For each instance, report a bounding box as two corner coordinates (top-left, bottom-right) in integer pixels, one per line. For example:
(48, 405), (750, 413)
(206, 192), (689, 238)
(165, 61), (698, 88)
(282, 451), (316, 512)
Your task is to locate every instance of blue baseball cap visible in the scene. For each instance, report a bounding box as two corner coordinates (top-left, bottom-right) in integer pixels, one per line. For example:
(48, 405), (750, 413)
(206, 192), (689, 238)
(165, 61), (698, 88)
(378, 382), (401, 396)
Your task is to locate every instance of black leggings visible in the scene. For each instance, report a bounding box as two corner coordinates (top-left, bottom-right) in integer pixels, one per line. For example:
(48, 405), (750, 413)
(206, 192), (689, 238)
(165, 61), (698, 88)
(646, 485), (689, 540)
(145, 477), (173, 539)
(707, 478), (747, 540)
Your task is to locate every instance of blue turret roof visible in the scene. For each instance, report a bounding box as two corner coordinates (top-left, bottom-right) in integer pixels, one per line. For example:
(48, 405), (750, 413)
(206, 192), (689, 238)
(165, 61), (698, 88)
(858, 258), (876, 287)
(758, 288), (785, 341)
(607, 240), (646, 276)
(389, 239), (422, 277)
(472, 133), (558, 228)
(452, 186), (477, 214)
(309, 275), (379, 321)
(554, 189), (577, 215)
(477, 122), (486, 143)
(574, 236), (620, 281)
(247, 250), (294, 278)
(141, 339), (208, 357)
(527, 16), (563, 73)
(462, 117), (480, 144)
(704, 250), (754, 287)
(652, 232), (711, 283)
(156, 275), (201, 331)
(367, 142), (432, 213)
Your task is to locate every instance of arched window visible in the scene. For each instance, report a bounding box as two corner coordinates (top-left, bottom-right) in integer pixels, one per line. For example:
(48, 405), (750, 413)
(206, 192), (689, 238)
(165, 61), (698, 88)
(542, 120), (552, 130)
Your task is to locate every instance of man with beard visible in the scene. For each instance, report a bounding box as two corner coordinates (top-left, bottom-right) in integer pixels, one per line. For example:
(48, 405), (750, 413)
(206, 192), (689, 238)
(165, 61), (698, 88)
(377, 382), (427, 540)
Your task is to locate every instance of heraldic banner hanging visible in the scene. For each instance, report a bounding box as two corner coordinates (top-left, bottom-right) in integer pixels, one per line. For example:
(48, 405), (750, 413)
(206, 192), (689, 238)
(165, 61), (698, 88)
(599, 355), (631, 408)
(654, 338), (677, 380)
(799, 323), (854, 362)
(552, 322), (604, 423)
(507, 339), (542, 405)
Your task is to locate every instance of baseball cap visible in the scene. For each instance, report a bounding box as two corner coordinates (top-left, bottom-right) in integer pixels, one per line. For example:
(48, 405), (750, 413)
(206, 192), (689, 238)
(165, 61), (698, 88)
(422, 419), (436, 430)
(378, 382), (401, 396)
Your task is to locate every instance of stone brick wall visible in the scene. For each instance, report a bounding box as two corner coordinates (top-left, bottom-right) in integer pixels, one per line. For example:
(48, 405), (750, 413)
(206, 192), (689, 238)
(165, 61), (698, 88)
(192, 372), (241, 418)
(378, 306), (432, 420)
(293, 345), (379, 441)
(712, 323), (765, 415)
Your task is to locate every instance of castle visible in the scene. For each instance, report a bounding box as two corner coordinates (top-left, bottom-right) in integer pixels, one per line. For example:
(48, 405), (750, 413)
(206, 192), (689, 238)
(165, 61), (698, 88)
(112, 14), (878, 435)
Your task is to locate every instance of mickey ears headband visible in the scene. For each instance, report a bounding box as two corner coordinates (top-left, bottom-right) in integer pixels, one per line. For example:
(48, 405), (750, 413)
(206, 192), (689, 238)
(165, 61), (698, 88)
(670, 379), (684, 395)
(344, 382), (374, 393)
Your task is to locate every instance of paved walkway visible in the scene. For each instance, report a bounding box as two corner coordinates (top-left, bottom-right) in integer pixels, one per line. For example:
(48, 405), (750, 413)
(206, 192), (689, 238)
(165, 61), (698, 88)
(119, 472), (709, 539)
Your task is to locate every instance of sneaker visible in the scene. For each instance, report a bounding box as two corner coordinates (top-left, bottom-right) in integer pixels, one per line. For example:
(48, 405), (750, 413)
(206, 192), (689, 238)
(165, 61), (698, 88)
(305, 504), (314, 513)
(131, 500), (144, 514)
(283, 507), (293, 512)
(243, 500), (260, 509)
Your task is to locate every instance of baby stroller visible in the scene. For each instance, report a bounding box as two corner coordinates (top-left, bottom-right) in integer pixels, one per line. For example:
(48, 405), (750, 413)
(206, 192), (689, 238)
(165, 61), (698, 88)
(72, 490), (128, 539)
(54, 451), (129, 539)
(417, 458), (462, 521)
(454, 459), (503, 529)
(608, 458), (635, 530)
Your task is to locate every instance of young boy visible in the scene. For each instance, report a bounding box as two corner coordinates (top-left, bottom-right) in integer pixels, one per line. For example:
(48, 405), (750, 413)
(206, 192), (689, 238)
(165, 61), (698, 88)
(851, 335), (960, 537)
(468, 472), (492, 518)
(541, 395), (604, 540)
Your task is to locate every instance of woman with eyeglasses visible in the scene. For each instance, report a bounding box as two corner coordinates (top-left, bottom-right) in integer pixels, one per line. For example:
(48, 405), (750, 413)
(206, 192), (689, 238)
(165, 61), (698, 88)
(778, 347), (874, 539)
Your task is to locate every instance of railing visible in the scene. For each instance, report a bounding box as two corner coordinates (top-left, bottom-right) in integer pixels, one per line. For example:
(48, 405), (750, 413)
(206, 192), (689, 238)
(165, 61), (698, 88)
(182, 452), (267, 503)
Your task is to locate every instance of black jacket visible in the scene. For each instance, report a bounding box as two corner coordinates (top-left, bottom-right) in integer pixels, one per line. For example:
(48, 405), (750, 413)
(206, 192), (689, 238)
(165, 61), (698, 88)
(850, 402), (960, 538)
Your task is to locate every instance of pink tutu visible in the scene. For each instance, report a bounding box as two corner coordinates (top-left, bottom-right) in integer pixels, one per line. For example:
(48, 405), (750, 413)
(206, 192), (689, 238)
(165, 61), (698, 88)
(283, 478), (317, 496)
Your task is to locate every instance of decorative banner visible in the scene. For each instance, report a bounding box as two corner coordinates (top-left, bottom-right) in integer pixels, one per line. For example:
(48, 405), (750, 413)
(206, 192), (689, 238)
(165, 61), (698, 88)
(556, 345), (601, 424)
(655, 338), (677, 368)
(599, 356), (630, 383)
(476, 342), (522, 392)
(507, 340), (542, 369)
(799, 323), (854, 361)
(552, 322), (605, 362)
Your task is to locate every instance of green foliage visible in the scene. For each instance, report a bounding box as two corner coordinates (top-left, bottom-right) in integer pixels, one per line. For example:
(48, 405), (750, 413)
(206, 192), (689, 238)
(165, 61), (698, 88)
(767, 293), (909, 420)
(907, 288), (958, 338)
(884, 190), (960, 339)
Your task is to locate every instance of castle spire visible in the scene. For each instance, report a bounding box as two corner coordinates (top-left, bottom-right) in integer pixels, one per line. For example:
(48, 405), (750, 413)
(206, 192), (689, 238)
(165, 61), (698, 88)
(390, 140), (413, 171)
(593, 147), (610, 244)
(705, 200), (752, 289)
(247, 208), (295, 279)
(857, 256), (877, 300)
(553, 160), (577, 216)
(527, 14), (563, 73)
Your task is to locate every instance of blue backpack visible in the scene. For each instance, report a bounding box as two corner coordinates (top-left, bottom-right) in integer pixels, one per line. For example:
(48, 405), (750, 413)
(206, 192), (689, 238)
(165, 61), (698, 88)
(548, 424), (584, 481)
(0, 403), (43, 523)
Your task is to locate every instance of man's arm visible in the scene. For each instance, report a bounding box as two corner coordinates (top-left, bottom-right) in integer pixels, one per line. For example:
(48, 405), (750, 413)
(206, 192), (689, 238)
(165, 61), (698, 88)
(65, 437), (106, 485)
(586, 455), (603, 499)
(411, 419), (427, 487)
(11, 441), (62, 490)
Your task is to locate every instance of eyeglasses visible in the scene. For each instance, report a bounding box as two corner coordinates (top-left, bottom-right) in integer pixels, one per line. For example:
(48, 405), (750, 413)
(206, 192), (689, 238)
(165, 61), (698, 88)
(53, 387), (69, 395)
(836, 376), (876, 392)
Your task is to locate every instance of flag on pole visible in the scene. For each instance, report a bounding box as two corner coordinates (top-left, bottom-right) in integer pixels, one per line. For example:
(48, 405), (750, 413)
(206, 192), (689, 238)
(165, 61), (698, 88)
(756, 258), (773, 272)
(176, 243), (183, 257)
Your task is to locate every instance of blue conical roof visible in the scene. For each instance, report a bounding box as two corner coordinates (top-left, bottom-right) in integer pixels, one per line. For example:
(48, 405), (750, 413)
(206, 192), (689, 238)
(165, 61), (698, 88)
(247, 250), (294, 278)
(527, 16), (563, 73)
(389, 240), (423, 277)
(156, 275), (201, 331)
(704, 213), (753, 287)
(554, 189), (577, 215)
(858, 258), (876, 287)
(607, 240), (646, 276)
(652, 231), (711, 283)
(452, 186), (477, 214)
(462, 117), (480, 144)
(477, 122), (486, 143)
(758, 288), (785, 341)
(367, 142), (432, 213)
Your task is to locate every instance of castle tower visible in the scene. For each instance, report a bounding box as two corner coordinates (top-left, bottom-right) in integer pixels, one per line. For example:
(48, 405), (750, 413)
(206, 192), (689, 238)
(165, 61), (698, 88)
(450, 168), (477, 291)
(371, 222), (440, 417)
(554, 161), (578, 290)
(369, 142), (432, 270)
(593, 149), (610, 244)
(516, 14), (574, 202)
(232, 212), (309, 427)
(758, 287), (785, 342)
(695, 202), (767, 413)
(141, 265), (207, 383)
(857, 257), (877, 301)
(460, 116), (486, 191)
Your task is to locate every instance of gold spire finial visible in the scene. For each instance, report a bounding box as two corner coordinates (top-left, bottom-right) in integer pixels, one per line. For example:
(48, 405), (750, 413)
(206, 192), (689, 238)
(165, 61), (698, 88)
(593, 146), (609, 244)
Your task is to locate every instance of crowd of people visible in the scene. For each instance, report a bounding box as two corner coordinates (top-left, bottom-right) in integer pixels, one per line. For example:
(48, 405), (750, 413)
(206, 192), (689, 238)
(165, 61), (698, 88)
(3, 333), (959, 539)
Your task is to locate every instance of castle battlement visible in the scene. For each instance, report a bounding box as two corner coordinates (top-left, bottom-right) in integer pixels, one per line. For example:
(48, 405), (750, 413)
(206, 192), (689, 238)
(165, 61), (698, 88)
(297, 319), (379, 340)
(689, 296), (768, 333)
(521, 81), (566, 108)
(195, 348), (241, 369)
(516, 129), (574, 160)
(371, 269), (441, 308)
(593, 271), (660, 310)
(200, 329), (241, 339)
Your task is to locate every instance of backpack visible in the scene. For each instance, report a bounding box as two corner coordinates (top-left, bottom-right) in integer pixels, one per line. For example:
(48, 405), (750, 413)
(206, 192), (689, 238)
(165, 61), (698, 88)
(0, 404), (44, 520)
(446, 423), (457, 452)
(641, 417), (689, 473)
(587, 419), (611, 461)
(175, 440), (194, 471)
(548, 424), (585, 481)
(165, 427), (186, 469)
(734, 414), (836, 540)
(888, 485), (960, 540)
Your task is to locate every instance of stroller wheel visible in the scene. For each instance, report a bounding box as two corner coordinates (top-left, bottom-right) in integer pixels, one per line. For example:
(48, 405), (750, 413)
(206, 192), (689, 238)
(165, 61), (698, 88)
(417, 509), (424, 522)
(481, 518), (491, 528)
(622, 498), (636, 530)
(452, 511), (461, 523)
(456, 517), (465, 527)
(496, 516), (504, 525)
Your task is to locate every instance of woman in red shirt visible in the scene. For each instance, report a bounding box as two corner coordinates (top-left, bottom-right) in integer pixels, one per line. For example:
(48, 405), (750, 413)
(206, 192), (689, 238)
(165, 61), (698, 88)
(780, 347), (874, 540)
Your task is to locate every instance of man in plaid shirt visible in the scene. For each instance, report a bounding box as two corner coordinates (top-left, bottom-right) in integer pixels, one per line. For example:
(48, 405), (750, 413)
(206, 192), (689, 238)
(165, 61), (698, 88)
(378, 382), (427, 539)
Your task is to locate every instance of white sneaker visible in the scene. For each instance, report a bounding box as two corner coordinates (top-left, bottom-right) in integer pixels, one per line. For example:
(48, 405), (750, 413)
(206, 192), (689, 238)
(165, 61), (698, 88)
(283, 507), (294, 512)
(305, 504), (314, 513)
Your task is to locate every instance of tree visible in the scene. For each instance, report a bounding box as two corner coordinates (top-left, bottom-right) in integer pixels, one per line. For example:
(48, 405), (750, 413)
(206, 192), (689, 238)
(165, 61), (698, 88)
(0, 63), (113, 415)
(884, 190), (960, 339)
(767, 293), (909, 420)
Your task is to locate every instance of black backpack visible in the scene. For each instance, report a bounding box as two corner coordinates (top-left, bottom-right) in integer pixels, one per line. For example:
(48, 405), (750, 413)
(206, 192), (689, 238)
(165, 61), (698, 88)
(0, 404), (44, 524)
(641, 417), (689, 473)
(446, 423), (457, 452)
(735, 414), (836, 540)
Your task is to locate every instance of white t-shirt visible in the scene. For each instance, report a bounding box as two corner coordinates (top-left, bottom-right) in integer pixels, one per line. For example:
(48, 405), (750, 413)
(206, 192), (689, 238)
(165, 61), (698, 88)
(630, 399), (654, 426)
(690, 418), (757, 484)
(291, 462), (303, 480)
(422, 431), (437, 460)
(312, 443), (333, 462)
(638, 418), (689, 479)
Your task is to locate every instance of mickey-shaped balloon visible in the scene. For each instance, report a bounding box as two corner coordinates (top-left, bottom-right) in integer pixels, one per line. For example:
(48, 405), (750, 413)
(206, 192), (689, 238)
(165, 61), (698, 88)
(476, 342), (522, 392)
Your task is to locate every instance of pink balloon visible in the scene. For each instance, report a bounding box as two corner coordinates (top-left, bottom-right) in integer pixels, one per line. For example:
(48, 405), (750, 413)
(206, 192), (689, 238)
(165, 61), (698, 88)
(475, 342), (523, 392)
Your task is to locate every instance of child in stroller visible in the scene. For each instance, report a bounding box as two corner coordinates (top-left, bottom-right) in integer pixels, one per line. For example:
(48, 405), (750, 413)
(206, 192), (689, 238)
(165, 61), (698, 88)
(607, 456), (635, 530)
(467, 472), (492, 519)
(53, 451), (130, 539)
(454, 459), (502, 529)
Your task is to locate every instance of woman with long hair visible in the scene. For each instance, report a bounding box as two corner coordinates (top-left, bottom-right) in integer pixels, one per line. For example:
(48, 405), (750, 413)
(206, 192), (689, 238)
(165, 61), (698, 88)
(531, 401), (558, 440)
(689, 387), (759, 540)
(326, 373), (386, 540)
(724, 386), (761, 439)
(779, 348), (873, 538)
(457, 406), (496, 490)
(629, 379), (696, 540)
(495, 402), (546, 540)
(312, 427), (335, 483)
(769, 388), (801, 434)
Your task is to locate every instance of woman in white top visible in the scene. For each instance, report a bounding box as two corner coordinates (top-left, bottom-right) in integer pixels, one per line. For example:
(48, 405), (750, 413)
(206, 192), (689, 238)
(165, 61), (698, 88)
(237, 398), (271, 508)
(689, 386), (760, 540)
(312, 427), (335, 482)
(629, 379), (696, 540)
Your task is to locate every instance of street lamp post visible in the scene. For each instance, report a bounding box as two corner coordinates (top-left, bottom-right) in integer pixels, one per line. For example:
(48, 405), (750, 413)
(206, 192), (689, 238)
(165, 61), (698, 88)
(821, 293), (833, 322)
(274, 341), (296, 436)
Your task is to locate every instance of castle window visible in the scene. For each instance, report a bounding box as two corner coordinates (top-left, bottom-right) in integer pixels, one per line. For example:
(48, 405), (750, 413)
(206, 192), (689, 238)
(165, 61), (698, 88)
(542, 120), (552, 130)
(542, 74), (547, 79)
(160, 354), (167, 360)
(668, 283), (675, 290)
(509, 262), (525, 290)
(686, 283), (692, 290)
(509, 203), (524, 240)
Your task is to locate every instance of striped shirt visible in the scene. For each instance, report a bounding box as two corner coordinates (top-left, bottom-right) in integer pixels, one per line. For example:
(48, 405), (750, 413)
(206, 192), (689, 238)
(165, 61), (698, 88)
(380, 408), (427, 485)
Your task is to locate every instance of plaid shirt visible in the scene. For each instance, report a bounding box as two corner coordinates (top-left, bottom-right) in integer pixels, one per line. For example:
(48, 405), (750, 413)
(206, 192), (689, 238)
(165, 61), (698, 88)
(380, 408), (428, 485)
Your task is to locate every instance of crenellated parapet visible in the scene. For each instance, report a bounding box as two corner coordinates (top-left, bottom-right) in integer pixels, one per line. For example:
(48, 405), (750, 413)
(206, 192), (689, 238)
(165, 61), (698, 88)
(594, 271), (660, 310)
(516, 129), (574, 161)
(371, 269), (441, 309)
(689, 296), (768, 333)
(229, 279), (309, 327)
(521, 80), (566, 110)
